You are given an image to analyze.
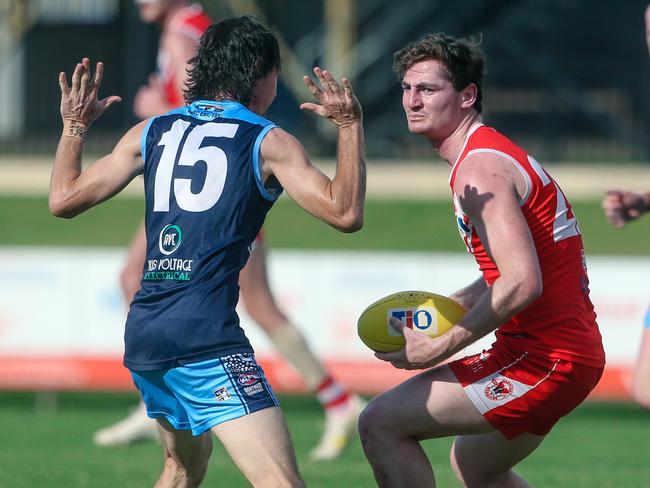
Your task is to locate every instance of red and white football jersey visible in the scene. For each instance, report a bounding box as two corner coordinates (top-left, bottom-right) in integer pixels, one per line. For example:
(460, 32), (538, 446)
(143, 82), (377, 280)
(158, 3), (212, 107)
(449, 124), (605, 368)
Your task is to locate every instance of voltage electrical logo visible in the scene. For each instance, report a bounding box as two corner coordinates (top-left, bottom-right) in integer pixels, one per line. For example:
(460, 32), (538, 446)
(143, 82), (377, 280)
(144, 224), (193, 282)
(159, 224), (182, 255)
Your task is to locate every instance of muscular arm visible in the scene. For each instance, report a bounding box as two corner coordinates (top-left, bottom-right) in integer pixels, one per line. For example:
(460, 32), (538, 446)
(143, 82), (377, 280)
(378, 153), (542, 369)
(437, 154), (543, 354)
(49, 58), (144, 218)
(260, 124), (365, 232)
(449, 277), (488, 311)
(260, 68), (365, 232)
(49, 121), (145, 218)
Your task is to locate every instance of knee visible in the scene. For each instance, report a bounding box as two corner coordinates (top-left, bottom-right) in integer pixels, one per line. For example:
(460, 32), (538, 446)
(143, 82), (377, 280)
(162, 458), (208, 488)
(162, 441), (212, 487)
(358, 398), (392, 451)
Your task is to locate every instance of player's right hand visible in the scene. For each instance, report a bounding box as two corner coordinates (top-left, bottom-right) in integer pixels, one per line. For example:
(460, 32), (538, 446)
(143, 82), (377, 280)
(58, 58), (121, 127)
(602, 189), (647, 228)
(300, 67), (362, 128)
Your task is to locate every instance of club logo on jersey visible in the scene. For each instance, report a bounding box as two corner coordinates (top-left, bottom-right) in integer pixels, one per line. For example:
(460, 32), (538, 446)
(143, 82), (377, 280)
(484, 377), (514, 401)
(452, 195), (474, 253)
(194, 103), (224, 113)
(159, 224), (182, 255)
(237, 373), (260, 386)
(213, 386), (231, 402)
(386, 307), (437, 336)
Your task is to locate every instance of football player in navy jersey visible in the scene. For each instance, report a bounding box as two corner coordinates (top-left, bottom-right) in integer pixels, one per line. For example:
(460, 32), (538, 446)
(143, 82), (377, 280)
(50, 15), (365, 488)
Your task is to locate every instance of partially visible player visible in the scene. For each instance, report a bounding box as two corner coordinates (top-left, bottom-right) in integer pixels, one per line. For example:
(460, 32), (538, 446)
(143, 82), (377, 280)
(357, 33), (605, 487)
(51, 16), (365, 486)
(93, 0), (363, 460)
(132, 0), (211, 119)
(602, 189), (650, 409)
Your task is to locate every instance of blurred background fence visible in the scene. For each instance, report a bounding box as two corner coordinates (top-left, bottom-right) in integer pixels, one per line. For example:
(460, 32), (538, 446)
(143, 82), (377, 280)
(1, 0), (650, 162)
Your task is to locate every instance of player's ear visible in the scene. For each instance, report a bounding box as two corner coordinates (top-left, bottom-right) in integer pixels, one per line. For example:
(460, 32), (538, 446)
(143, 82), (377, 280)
(460, 83), (477, 109)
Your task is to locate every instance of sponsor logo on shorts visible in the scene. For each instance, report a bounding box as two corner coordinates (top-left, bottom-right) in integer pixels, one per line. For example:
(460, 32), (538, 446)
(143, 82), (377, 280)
(213, 386), (231, 402)
(484, 377), (514, 401)
(243, 383), (264, 396)
(237, 373), (260, 386)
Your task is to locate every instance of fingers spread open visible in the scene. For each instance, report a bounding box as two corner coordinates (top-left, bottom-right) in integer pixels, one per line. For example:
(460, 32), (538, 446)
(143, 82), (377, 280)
(303, 75), (321, 99)
(71, 63), (82, 91)
(94, 62), (104, 88)
(58, 72), (70, 96)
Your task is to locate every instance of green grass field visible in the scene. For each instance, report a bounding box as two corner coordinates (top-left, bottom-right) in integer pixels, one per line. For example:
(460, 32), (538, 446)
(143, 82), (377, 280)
(2, 195), (650, 254)
(1, 392), (649, 487)
(1, 195), (649, 486)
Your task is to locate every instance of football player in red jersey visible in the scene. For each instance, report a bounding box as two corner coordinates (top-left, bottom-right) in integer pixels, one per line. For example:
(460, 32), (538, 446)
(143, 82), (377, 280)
(94, 0), (364, 460)
(359, 33), (605, 487)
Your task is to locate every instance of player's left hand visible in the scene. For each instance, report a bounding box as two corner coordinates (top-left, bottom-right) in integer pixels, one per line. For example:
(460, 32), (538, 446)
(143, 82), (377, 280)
(59, 58), (121, 127)
(375, 318), (446, 370)
(300, 67), (362, 128)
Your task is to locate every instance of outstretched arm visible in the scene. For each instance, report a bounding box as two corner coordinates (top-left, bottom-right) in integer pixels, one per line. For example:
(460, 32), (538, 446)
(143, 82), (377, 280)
(260, 67), (365, 232)
(49, 58), (145, 218)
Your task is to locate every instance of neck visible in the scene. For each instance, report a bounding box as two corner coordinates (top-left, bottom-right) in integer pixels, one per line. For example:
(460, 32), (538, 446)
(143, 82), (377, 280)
(436, 112), (482, 166)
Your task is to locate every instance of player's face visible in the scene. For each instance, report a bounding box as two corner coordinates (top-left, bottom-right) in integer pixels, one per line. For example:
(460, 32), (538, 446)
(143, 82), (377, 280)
(250, 68), (279, 115)
(134, 0), (173, 24)
(401, 59), (467, 142)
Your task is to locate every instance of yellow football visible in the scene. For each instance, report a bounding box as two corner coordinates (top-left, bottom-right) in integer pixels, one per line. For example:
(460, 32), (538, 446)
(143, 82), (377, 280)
(357, 290), (466, 352)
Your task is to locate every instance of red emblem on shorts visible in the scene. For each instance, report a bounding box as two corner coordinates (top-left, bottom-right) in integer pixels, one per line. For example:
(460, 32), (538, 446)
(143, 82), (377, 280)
(237, 373), (260, 386)
(484, 377), (514, 401)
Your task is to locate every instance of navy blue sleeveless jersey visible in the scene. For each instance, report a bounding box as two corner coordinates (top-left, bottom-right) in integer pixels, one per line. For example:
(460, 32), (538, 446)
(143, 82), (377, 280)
(124, 100), (282, 371)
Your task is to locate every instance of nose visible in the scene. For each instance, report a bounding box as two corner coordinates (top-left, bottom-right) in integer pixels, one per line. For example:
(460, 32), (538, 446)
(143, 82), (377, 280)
(405, 89), (422, 110)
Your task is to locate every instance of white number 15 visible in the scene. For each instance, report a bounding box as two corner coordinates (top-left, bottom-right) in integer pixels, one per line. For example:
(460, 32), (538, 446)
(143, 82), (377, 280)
(153, 119), (238, 212)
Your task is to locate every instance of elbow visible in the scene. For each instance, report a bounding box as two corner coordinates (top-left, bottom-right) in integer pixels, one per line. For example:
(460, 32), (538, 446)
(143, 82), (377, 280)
(334, 213), (364, 233)
(520, 277), (543, 305)
(49, 195), (78, 219)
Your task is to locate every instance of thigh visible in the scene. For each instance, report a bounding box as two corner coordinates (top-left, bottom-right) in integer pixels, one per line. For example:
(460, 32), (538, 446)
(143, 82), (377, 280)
(212, 406), (304, 487)
(366, 364), (493, 440)
(451, 430), (544, 483)
(157, 416), (213, 473)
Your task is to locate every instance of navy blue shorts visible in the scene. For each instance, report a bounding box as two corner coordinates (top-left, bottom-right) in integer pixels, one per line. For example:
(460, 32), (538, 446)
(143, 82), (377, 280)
(131, 353), (279, 436)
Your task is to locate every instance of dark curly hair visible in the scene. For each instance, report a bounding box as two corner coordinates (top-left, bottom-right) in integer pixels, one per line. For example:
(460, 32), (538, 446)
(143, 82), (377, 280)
(393, 33), (485, 113)
(184, 15), (281, 105)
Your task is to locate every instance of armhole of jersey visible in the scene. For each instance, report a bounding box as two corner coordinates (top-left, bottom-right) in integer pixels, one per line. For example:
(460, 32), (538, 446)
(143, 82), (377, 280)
(252, 124), (282, 201)
(140, 117), (157, 165)
(463, 148), (532, 206)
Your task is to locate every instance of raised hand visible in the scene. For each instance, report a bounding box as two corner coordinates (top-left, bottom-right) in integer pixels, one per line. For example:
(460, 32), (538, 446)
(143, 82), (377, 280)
(300, 67), (362, 128)
(58, 58), (121, 130)
(602, 189), (648, 228)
